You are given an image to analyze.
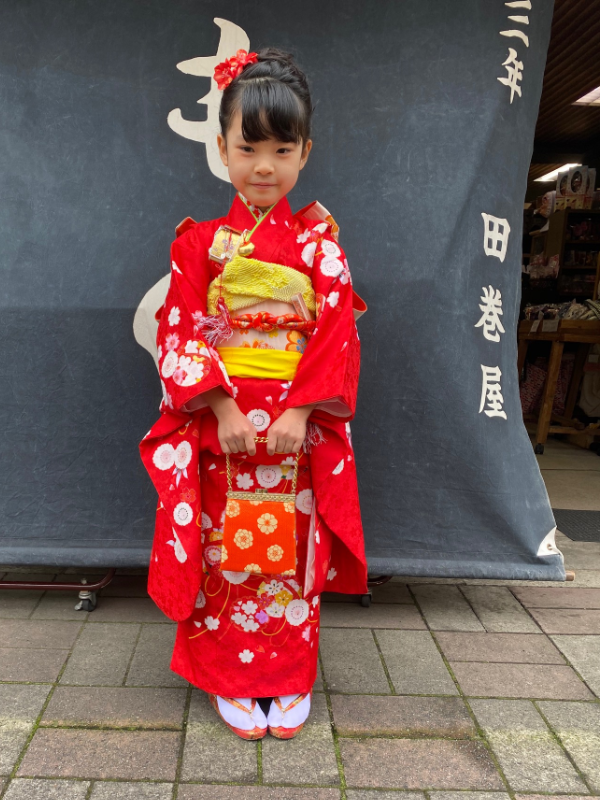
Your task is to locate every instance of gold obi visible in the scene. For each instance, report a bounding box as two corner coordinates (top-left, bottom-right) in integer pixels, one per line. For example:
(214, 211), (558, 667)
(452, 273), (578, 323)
(207, 255), (316, 316)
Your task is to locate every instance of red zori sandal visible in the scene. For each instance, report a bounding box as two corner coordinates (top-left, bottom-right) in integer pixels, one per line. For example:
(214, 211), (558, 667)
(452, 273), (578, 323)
(267, 692), (312, 739)
(208, 694), (268, 740)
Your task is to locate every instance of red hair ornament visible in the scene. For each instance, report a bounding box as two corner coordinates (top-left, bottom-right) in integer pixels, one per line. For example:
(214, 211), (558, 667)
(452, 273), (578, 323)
(214, 49), (258, 90)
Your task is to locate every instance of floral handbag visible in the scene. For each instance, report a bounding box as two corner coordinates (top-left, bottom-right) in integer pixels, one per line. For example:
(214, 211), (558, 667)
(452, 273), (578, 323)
(220, 438), (300, 576)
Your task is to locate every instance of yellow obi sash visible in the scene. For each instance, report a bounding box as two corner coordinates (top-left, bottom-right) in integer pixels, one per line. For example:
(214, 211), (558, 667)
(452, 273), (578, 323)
(208, 255), (316, 315)
(217, 347), (302, 380)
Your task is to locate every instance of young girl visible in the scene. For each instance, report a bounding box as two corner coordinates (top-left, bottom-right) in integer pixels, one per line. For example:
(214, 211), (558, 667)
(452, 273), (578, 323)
(140, 48), (367, 740)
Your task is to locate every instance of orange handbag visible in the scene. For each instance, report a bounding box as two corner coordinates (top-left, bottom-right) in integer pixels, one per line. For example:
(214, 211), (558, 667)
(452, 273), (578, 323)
(220, 438), (300, 576)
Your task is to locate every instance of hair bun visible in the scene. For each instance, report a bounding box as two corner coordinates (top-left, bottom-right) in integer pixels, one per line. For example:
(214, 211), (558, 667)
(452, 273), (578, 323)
(256, 48), (297, 68)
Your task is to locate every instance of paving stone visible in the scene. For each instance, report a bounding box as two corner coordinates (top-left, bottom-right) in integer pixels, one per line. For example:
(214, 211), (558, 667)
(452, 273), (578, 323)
(31, 592), (91, 621)
(320, 602), (426, 629)
(514, 796), (591, 800)
(91, 782), (173, 799)
(527, 608), (600, 634)
(178, 788), (340, 799)
(181, 690), (258, 782)
(0, 620), (82, 649)
(314, 660), (324, 691)
(60, 623), (140, 686)
(0, 647), (68, 682)
(538, 701), (600, 791)
(90, 597), (170, 623)
(451, 662), (592, 699)
(331, 695), (475, 737)
(470, 699), (586, 793)
(347, 793), (424, 800)
(341, 738), (504, 789)
(370, 581), (414, 604)
(0, 591), (43, 618)
(460, 587), (541, 633)
(18, 729), (180, 780)
(0, 684), (51, 721)
(262, 692), (339, 785)
(376, 630), (457, 695)
(554, 540), (600, 570)
(0, 730), (31, 775)
(435, 632), (565, 664)
(100, 576), (151, 597)
(513, 587), (600, 609)
(319, 629), (390, 693)
(551, 635), (600, 697)
(411, 586), (484, 631)
(4, 779), (90, 799)
(432, 794), (510, 800)
(42, 686), (187, 729)
(126, 625), (187, 687)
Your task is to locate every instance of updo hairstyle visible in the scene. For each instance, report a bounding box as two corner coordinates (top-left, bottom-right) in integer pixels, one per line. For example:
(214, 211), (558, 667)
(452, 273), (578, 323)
(219, 48), (313, 144)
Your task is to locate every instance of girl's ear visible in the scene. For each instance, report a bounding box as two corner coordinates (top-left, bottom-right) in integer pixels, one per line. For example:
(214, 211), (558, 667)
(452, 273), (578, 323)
(217, 133), (228, 167)
(299, 139), (313, 170)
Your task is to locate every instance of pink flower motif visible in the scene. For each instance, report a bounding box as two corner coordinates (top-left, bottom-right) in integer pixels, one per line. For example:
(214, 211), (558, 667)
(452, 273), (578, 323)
(165, 333), (180, 351)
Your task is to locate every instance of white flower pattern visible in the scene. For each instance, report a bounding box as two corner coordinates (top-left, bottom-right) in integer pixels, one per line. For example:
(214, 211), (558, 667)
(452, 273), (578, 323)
(301, 241), (317, 267)
(173, 502), (193, 526)
(168, 306), (181, 326)
(256, 465), (282, 489)
(296, 489), (313, 515)
(247, 409), (271, 432)
(239, 649), (254, 663)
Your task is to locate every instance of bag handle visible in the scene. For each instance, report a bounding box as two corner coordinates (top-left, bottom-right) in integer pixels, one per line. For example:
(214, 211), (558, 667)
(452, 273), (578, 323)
(225, 436), (301, 495)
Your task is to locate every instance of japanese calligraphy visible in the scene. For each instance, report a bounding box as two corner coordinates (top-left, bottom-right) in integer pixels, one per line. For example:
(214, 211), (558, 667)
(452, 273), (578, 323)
(497, 1), (532, 103)
(498, 48), (524, 103)
(480, 366), (508, 419)
(167, 18), (250, 182)
(475, 286), (505, 343)
(481, 213), (511, 262)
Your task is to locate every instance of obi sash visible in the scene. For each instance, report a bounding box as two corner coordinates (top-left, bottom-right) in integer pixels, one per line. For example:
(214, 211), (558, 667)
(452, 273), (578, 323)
(216, 347), (302, 380)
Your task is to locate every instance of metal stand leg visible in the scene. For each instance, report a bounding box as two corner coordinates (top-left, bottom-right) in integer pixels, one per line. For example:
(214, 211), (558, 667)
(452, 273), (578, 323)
(0, 569), (116, 612)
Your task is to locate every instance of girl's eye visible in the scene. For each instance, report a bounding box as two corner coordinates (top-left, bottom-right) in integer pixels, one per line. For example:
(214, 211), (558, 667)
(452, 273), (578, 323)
(240, 146), (254, 153)
(277, 148), (292, 154)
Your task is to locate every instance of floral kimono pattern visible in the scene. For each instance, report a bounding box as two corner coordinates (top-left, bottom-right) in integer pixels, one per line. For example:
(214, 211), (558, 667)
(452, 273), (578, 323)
(140, 194), (367, 697)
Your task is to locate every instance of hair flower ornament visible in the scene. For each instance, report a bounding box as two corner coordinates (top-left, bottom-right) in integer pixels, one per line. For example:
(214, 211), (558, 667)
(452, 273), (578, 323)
(214, 49), (259, 91)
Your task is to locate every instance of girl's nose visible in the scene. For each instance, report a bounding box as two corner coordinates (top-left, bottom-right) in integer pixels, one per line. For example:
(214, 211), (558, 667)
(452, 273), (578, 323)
(254, 161), (275, 175)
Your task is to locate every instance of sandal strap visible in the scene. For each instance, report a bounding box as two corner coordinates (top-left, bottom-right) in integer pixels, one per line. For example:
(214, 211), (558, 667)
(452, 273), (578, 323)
(211, 694), (256, 715)
(274, 692), (310, 714)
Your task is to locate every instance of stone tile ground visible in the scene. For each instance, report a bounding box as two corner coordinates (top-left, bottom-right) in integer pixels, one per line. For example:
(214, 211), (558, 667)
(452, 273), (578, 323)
(1, 533), (600, 798)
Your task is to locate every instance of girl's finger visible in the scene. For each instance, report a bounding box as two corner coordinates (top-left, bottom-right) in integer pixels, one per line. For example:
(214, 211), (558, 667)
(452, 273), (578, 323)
(266, 432), (277, 456)
(221, 440), (231, 455)
(245, 433), (257, 456)
(228, 439), (239, 454)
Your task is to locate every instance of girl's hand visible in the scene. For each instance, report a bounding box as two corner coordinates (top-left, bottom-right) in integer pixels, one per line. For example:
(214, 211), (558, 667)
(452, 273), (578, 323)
(267, 405), (315, 456)
(204, 387), (257, 455)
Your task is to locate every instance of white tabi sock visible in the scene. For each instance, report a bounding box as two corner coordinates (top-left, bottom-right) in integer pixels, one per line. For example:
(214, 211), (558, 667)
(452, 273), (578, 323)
(216, 696), (267, 731)
(267, 693), (311, 729)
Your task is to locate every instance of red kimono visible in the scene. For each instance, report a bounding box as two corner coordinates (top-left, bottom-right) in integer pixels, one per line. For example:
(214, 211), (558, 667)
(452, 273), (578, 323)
(140, 194), (367, 697)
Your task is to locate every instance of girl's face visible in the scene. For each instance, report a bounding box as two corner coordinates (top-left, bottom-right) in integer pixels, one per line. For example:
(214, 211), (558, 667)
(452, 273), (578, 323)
(218, 110), (312, 211)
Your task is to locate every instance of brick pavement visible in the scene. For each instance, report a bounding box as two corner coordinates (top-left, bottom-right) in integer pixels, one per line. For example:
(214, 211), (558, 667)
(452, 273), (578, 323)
(0, 531), (599, 798)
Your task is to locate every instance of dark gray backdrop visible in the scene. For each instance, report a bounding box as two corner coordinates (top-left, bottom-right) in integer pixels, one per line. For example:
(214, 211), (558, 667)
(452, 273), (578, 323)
(0, 0), (563, 579)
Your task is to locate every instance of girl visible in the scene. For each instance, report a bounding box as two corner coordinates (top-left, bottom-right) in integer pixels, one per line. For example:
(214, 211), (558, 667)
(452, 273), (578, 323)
(140, 48), (367, 740)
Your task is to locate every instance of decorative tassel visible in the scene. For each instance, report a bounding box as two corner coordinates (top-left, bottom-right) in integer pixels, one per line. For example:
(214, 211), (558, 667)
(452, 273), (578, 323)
(195, 297), (234, 346)
(304, 423), (327, 453)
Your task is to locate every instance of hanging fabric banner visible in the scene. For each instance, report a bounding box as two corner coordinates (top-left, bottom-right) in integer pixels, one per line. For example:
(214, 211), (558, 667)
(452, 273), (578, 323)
(0, 0), (562, 579)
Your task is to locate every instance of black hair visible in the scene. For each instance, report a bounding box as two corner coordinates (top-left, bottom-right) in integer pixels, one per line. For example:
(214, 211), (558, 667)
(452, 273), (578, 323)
(219, 48), (313, 144)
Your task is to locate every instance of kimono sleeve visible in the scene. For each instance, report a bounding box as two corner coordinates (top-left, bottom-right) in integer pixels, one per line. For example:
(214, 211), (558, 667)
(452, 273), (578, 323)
(286, 232), (360, 419)
(157, 230), (234, 414)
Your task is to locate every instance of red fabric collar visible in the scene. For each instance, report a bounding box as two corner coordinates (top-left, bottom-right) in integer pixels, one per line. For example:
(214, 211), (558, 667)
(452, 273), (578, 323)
(224, 193), (295, 232)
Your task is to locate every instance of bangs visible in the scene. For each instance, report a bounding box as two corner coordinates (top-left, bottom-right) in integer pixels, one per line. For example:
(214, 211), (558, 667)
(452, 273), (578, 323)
(239, 80), (308, 143)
